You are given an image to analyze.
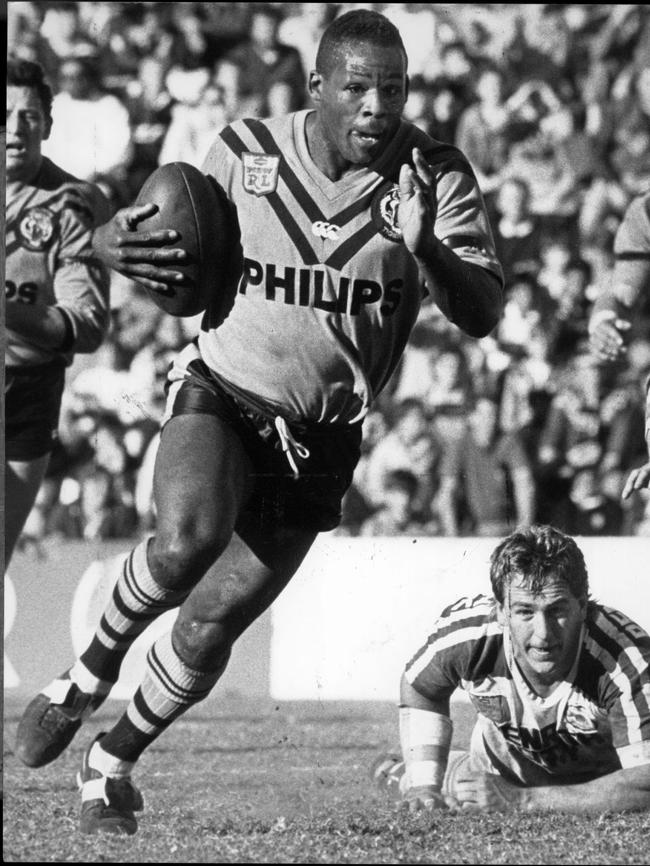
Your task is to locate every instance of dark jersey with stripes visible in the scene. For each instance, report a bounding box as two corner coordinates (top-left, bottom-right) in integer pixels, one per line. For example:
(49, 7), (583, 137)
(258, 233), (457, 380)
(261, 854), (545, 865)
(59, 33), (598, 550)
(199, 110), (502, 425)
(405, 595), (650, 782)
(5, 157), (110, 367)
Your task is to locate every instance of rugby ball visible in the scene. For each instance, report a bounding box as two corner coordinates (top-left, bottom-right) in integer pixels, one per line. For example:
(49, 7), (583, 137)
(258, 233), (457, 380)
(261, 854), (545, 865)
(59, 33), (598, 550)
(134, 162), (234, 318)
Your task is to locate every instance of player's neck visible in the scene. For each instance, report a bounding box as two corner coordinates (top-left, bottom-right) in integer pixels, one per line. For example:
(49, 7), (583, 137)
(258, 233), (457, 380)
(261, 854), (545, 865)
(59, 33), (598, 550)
(304, 112), (358, 182)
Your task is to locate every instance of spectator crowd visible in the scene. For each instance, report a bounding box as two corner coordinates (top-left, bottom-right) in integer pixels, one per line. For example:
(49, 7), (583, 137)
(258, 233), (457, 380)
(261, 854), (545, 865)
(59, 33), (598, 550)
(8, 1), (650, 547)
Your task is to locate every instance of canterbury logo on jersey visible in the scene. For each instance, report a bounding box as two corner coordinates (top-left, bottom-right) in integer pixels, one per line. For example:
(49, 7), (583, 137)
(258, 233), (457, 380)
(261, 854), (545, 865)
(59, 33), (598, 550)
(312, 221), (340, 240)
(241, 257), (403, 316)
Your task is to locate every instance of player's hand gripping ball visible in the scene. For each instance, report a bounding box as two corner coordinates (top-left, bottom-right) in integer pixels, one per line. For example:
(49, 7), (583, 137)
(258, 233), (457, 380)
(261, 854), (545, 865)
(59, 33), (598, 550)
(134, 162), (234, 317)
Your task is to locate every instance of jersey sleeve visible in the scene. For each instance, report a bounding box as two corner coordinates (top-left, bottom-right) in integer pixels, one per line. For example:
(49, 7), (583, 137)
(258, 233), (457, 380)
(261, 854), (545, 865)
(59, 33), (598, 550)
(427, 147), (503, 285)
(404, 595), (500, 701)
(592, 607), (650, 768)
(54, 183), (110, 354)
(612, 192), (650, 307)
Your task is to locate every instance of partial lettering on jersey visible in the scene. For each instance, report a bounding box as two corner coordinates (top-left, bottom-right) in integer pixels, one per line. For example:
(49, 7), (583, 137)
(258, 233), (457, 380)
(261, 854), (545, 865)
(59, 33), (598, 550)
(5, 157), (109, 367)
(405, 595), (650, 779)
(198, 110), (502, 424)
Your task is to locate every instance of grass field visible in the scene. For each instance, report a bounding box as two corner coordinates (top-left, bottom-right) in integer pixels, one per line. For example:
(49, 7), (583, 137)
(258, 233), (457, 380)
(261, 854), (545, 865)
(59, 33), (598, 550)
(3, 694), (648, 864)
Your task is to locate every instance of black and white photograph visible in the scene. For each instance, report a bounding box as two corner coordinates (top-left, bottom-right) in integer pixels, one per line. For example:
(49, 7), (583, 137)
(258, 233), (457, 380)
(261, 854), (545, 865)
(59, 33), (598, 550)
(4, 2), (650, 862)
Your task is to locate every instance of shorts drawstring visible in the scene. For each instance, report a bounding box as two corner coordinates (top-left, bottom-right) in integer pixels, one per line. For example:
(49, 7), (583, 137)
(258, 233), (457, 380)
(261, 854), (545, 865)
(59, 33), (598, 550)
(274, 416), (310, 478)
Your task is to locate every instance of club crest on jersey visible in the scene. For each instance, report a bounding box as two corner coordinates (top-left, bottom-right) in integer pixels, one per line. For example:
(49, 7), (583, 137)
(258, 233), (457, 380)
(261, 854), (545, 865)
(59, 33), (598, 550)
(18, 206), (57, 251)
(242, 152), (280, 196)
(371, 182), (403, 243)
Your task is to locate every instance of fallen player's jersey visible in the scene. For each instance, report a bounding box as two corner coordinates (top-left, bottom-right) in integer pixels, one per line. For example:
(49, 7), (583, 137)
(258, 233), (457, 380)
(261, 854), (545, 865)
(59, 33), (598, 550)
(613, 191), (650, 305)
(5, 157), (109, 368)
(405, 595), (650, 784)
(199, 110), (502, 425)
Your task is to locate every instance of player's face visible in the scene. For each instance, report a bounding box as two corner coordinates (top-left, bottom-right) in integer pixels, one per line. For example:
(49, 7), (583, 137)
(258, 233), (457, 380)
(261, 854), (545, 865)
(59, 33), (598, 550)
(497, 575), (586, 692)
(310, 41), (408, 170)
(6, 86), (50, 183)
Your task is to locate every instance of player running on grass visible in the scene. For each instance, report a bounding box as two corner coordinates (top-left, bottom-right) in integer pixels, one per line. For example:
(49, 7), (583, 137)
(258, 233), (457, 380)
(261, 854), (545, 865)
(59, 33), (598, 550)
(16, 10), (503, 835)
(373, 524), (650, 814)
(588, 191), (650, 500)
(5, 57), (109, 572)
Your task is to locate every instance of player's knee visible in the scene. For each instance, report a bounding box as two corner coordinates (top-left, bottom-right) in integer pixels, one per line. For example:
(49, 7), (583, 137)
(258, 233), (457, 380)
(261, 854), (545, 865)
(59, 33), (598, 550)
(149, 527), (231, 589)
(172, 616), (232, 672)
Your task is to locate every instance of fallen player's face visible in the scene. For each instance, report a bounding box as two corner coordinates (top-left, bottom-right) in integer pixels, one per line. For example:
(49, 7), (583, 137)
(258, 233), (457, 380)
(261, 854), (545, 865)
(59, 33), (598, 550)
(497, 576), (586, 691)
(6, 86), (50, 182)
(311, 40), (407, 167)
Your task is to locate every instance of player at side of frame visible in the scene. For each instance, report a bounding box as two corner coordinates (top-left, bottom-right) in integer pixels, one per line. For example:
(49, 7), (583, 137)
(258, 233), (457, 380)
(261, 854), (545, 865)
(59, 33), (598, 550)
(5, 57), (110, 572)
(16, 10), (504, 835)
(588, 191), (650, 499)
(373, 524), (650, 814)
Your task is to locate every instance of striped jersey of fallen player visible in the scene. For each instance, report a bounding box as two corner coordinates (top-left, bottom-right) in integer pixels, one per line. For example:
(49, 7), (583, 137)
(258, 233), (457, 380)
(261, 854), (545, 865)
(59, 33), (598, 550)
(200, 109), (502, 425)
(405, 595), (650, 785)
(5, 156), (110, 368)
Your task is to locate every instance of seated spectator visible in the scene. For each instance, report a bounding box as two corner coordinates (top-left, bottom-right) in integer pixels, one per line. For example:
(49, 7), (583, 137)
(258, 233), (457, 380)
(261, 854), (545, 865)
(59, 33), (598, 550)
(427, 76), (464, 144)
(278, 3), (339, 75)
(567, 467), (624, 536)
(547, 257), (593, 362)
(423, 344), (474, 453)
(454, 64), (513, 216)
(42, 55), (133, 183)
(158, 75), (228, 168)
(436, 396), (536, 537)
(223, 3), (306, 118)
(359, 469), (438, 538)
(536, 353), (602, 528)
(402, 75), (435, 136)
(496, 273), (550, 357)
(493, 177), (544, 285)
(361, 399), (441, 520)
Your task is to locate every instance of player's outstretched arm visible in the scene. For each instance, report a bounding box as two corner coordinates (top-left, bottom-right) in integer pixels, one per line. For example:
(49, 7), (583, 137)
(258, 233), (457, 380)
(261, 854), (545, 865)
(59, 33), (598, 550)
(91, 203), (188, 293)
(398, 675), (454, 812)
(453, 764), (650, 814)
(398, 148), (503, 339)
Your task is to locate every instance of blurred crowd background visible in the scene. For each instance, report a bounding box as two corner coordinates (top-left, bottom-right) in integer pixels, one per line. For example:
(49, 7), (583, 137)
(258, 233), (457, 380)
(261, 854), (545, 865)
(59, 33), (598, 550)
(8, 1), (650, 548)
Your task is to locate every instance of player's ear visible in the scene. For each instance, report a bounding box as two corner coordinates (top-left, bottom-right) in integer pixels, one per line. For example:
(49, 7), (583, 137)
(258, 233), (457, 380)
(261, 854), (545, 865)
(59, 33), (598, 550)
(309, 70), (323, 103)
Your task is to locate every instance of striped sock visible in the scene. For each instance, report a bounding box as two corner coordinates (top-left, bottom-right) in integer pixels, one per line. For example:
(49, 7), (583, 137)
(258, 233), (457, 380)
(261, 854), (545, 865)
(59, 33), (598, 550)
(71, 539), (190, 695)
(98, 631), (227, 762)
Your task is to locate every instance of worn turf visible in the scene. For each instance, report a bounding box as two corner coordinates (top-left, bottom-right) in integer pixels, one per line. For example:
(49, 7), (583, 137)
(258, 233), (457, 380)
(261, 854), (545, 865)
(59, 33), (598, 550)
(3, 695), (648, 863)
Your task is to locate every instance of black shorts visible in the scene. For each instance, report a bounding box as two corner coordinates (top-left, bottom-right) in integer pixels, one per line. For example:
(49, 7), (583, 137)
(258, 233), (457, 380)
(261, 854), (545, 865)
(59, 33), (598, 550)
(5, 362), (66, 461)
(166, 359), (362, 532)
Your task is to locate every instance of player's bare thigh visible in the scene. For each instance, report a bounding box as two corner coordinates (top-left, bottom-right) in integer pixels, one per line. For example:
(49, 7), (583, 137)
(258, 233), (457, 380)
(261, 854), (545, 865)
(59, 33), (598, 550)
(149, 412), (255, 586)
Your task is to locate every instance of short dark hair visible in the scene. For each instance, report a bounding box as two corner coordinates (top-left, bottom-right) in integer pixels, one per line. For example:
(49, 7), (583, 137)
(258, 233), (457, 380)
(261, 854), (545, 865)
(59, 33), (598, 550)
(490, 525), (589, 605)
(315, 9), (407, 75)
(7, 56), (53, 122)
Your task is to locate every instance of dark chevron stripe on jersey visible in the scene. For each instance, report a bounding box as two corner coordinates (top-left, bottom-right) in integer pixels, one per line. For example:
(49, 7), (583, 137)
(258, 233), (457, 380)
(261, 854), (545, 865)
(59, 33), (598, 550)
(220, 125), (320, 265)
(243, 118), (324, 224)
(616, 252), (650, 260)
(325, 222), (380, 271)
(242, 118), (381, 227)
(588, 614), (650, 721)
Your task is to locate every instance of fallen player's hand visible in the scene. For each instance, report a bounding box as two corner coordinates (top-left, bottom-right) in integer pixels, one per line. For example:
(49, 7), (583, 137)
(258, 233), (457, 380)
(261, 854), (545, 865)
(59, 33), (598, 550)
(452, 771), (529, 812)
(399, 785), (449, 813)
(91, 203), (187, 293)
(589, 316), (631, 362)
(621, 461), (650, 500)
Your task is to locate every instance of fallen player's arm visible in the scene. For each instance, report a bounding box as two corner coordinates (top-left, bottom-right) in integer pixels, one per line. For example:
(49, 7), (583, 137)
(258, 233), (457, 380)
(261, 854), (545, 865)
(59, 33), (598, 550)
(454, 763), (650, 814)
(398, 673), (453, 811)
(526, 763), (650, 814)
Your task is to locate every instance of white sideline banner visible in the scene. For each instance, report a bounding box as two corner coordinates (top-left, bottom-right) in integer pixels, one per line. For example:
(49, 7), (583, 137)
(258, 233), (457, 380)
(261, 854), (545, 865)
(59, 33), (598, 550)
(4, 536), (649, 701)
(269, 536), (650, 701)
